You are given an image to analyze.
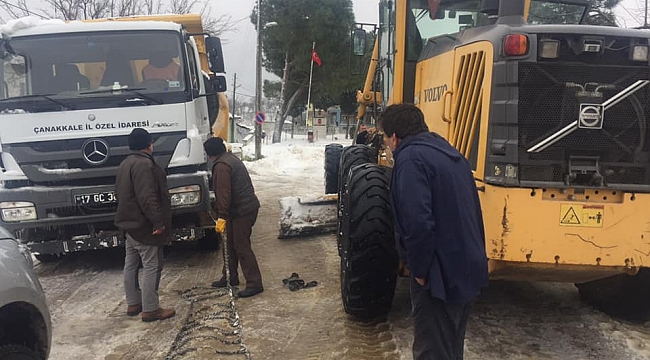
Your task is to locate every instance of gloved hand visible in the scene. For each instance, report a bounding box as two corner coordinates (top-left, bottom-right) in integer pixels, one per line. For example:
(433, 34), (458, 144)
(215, 218), (227, 233)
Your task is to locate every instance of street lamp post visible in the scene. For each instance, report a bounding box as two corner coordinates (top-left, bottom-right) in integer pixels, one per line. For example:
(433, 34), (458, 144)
(255, 0), (263, 160)
(255, 0), (278, 160)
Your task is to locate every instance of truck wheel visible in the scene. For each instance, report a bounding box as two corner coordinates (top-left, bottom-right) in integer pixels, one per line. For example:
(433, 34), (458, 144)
(34, 254), (60, 263)
(340, 163), (397, 319)
(337, 145), (378, 256)
(576, 269), (650, 322)
(197, 229), (221, 251)
(0, 344), (41, 360)
(324, 144), (343, 194)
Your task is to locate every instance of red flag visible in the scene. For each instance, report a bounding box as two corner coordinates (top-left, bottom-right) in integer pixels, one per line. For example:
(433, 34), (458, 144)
(312, 49), (322, 66)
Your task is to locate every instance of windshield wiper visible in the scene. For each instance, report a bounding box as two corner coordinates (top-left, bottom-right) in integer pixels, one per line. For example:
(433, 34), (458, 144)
(80, 87), (163, 105)
(0, 94), (68, 109)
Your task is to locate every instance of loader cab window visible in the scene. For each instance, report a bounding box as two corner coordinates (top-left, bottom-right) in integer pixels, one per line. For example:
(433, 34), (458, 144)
(528, 1), (587, 24)
(406, 0), (487, 62)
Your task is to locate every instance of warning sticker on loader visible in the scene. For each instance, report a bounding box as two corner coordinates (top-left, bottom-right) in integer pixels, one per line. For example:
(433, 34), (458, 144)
(559, 204), (604, 228)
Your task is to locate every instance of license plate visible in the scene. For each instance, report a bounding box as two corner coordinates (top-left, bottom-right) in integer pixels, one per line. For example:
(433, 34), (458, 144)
(74, 191), (117, 205)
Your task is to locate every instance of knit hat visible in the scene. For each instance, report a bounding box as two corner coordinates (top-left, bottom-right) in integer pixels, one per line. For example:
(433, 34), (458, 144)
(128, 128), (152, 151)
(204, 137), (227, 157)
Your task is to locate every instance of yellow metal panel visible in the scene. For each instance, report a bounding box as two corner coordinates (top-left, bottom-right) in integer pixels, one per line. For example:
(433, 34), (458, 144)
(414, 51), (455, 137)
(391, 0), (408, 105)
(479, 185), (650, 271)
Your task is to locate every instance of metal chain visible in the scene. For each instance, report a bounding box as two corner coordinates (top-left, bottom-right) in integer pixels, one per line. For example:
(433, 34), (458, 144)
(165, 229), (251, 360)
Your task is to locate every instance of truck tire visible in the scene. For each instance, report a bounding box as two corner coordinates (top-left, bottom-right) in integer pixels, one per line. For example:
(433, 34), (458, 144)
(0, 345), (41, 360)
(340, 163), (397, 319)
(576, 269), (650, 322)
(324, 144), (343, 194)
(337, 145), (377, 256)
(197, 228), (221, 251)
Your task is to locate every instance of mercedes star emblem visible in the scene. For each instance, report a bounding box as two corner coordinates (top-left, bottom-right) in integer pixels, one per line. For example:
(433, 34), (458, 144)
(88, 114), (96, 121)
(82, 139), (109, 165)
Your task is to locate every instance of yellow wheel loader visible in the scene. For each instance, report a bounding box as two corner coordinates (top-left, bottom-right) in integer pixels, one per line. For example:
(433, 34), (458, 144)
(284, 0), (650, 321)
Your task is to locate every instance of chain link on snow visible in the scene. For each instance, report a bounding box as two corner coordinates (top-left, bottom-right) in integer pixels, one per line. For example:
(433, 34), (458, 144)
(165, 230), (252, 360)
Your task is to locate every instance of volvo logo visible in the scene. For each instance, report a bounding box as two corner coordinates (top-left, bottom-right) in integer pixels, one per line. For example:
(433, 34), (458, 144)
(82, 139), (109, 165)
(579, 104), (604, 129)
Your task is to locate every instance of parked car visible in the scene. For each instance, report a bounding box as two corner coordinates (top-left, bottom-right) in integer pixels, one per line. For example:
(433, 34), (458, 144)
(0, 226), (51, 360)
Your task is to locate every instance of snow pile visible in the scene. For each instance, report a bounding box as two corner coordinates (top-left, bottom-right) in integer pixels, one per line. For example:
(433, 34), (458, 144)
(0, 16), (65, 36)
(242, 134), (350, 238)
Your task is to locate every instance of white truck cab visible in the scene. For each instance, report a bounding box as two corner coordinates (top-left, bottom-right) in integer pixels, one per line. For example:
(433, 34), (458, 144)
(0, 15), (228, 259)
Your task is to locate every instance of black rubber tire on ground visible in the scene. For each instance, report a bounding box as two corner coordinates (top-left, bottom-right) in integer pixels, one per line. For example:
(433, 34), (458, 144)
(0, 344), (41, 360)
(34, 253), (60, 263)
(340, 163), (398, 319)
(324, 143), (344, 194)
(576, 269), (650, 322)
(197, 228), (221, 251)
(336, 145), (378, 256)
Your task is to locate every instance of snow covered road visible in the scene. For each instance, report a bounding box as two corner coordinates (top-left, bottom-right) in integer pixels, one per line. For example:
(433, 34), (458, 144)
(33, 136), (650, 360)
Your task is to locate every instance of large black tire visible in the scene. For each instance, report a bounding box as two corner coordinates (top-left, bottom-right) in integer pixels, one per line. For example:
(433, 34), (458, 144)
(197, 228), (221, 251)
(324, 144), (343, 194)
(0, 345), (41, 360)
(337, 145), (378, 256)
(576, 269), (650, 322)
(340, 163), (397, 319)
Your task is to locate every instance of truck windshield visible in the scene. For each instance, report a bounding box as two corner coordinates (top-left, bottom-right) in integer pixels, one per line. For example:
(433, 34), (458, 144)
(1, 30), (185, 101)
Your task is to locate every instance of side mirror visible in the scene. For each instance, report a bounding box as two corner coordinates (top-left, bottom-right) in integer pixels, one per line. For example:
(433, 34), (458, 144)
(352, 28), (367, 56)
(209, 75), (227, 93)
(205, 36), (225, 74)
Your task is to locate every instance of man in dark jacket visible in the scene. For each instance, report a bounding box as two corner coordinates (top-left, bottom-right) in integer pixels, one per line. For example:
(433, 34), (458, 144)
(355, 124), (368, 145)
(115, 128), (175, 322)
(204, 137), (264, 298)
(379, 104), (488, 360)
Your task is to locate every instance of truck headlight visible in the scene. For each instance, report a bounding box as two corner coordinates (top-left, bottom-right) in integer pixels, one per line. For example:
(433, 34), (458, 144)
(0, 202), (37, 222)
(170, 185), (201, 207)
(631, 45), (649, 62)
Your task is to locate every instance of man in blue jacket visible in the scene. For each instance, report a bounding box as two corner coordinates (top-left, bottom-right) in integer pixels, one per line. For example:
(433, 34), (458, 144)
(379, 104), (488, 360)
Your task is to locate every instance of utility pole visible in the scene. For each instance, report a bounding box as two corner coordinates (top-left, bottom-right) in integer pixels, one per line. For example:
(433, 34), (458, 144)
(254, 0), (263, 159)
(230, 73), (237, 143)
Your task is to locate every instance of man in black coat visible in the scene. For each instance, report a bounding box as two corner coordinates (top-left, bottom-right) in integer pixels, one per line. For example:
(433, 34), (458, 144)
(379, 104), (488, 360)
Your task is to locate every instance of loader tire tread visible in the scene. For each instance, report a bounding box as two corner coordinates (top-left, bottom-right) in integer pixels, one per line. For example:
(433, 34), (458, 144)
(337, 145), (377, 256)
(325, 144), (344, 195)
(340, 163), (397, 319)
(576, 269), (650, 322)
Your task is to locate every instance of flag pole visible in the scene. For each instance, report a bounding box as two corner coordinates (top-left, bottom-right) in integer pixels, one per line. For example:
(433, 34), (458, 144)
(306, 41), (315, 131)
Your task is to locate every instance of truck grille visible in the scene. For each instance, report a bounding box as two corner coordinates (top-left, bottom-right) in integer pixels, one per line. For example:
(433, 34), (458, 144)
(517, 62), (650, 187)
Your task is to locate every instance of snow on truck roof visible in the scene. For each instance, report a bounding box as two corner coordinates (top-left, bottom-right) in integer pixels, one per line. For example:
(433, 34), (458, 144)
(0, 16), (182, 38)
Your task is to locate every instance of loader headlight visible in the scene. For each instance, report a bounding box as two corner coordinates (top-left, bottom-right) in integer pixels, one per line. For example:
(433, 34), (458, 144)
(631, 45), (649, 62)
(0, 202), (37, 222)
(170, 185), (201, 207)
(539, 39), (560, 59)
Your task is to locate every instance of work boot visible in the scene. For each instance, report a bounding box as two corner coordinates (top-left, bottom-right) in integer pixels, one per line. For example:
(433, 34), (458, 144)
(211, 278), (239, 288)
(237, 287), (264, 298)
(141, 308), (176, 323)
(126, 304), (142, 316)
